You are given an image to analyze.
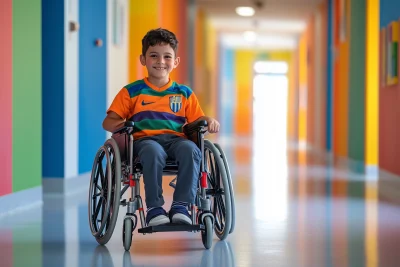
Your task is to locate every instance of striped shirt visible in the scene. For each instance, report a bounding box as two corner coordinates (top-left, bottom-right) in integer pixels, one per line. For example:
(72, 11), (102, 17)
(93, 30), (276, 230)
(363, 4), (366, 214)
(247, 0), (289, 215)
(107, 78), (204, 139)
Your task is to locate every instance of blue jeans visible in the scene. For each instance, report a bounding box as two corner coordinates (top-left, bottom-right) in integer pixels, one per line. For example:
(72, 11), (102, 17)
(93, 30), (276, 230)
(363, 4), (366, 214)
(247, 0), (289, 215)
(133, 134), (201, 208)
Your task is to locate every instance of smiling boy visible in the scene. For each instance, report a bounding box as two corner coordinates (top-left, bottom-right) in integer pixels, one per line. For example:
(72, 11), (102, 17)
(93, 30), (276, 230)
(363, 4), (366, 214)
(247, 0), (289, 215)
(102, 28), (220, 226)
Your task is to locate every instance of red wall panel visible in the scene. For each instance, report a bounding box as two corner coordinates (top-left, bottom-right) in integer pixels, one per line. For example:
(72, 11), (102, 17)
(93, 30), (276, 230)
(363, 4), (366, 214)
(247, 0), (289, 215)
(0, 0), (13, 197)
(379, 25), (400, 175)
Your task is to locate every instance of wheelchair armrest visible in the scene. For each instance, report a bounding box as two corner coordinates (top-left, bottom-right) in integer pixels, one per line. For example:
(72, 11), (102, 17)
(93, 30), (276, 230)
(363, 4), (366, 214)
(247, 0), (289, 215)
(183, 120), (208, 135)
(112, 121), (135, 135)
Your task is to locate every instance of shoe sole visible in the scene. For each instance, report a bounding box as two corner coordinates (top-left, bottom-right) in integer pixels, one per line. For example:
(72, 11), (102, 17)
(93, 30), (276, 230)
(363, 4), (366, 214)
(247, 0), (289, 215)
(147, 215), (170, 227)
(171, 213), (192, 225)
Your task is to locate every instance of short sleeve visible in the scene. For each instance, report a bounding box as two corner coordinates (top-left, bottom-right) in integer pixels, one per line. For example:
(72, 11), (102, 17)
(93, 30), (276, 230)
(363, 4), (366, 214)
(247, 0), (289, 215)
(185, 92), (205, 123)
(106, 88), (132, 119)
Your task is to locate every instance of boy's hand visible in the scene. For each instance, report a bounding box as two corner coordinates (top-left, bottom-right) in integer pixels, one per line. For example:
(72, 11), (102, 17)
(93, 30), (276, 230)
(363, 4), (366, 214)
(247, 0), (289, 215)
(205, 117), (220, 133)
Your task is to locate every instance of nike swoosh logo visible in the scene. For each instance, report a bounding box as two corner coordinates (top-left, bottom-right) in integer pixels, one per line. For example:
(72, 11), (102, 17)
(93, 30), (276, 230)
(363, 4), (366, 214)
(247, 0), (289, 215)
(142, 100), (155, 106)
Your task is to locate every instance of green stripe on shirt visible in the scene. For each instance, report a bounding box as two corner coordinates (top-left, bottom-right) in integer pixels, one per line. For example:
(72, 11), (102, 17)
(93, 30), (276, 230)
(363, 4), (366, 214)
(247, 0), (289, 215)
(134, 119), (184, 133)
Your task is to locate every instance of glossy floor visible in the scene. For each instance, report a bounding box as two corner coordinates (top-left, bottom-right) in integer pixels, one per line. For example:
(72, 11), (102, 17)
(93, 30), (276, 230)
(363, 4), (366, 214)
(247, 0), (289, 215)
(1, 137), (400, 267)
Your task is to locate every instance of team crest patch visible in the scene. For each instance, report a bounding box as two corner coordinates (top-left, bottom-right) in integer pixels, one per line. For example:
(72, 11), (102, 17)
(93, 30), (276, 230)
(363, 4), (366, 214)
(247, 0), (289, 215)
(169, 96), (182, 113)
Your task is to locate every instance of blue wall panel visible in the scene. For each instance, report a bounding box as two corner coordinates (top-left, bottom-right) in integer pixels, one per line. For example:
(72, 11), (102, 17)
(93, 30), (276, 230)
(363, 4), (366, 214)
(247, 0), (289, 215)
(380, 0), (400, 28)
(79, 0), (107, 174)
(219, 46), (235, 136)
(42, 0), (64, 178)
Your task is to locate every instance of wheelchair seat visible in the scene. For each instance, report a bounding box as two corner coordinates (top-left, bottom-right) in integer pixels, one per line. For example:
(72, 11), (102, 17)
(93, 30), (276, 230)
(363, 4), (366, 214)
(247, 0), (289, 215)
(133, 159), (179, 175)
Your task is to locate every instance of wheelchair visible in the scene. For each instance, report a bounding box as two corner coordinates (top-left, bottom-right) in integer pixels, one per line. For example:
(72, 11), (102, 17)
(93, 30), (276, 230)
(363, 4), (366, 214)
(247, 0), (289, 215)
(88, 120), (236, 250)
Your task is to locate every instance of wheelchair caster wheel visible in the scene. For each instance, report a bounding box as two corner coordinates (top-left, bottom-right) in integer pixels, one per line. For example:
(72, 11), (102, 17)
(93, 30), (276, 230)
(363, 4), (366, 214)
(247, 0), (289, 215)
(201, 217), (213, 249)
(123, 218), (134, 251)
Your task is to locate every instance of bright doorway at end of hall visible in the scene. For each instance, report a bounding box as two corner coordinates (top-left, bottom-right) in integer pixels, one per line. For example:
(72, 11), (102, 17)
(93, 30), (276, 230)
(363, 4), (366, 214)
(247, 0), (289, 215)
(252, 61), (289, 162)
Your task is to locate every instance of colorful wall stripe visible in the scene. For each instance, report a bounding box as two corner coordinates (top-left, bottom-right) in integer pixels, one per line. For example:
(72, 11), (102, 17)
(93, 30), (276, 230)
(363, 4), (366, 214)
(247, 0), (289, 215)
(288, 48), (299, 142)
(307, 16), (316, 147)
(0, 0), (13, 197)
(326, 0), (334, 152)
(234, 51), (254, 136)
(333, 0), (350, 158)
(42, 0), (65, 178)
(205, 20), (218, 118)
(298, 33), (308, 145)
(13, 0), (42, 192)
(78, 0), (107, 174)
(159, 0), (188, 85)
(129, 1), (159, 82)
(379, 0), (400, 175)
(219, 47), (235, 135)
(348, 0), (366, 163)
(365, 0), (379, 167)
(313, 2), (328, 151)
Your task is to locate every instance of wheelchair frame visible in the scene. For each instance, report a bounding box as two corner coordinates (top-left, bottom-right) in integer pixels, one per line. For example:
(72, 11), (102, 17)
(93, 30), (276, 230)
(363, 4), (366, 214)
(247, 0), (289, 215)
(88, 120), (235, 250)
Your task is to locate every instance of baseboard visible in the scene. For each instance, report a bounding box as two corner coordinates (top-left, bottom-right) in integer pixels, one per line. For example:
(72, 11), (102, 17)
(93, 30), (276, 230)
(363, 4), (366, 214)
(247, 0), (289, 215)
(43, 172), (91, 195)
(0, 186), (43, 217)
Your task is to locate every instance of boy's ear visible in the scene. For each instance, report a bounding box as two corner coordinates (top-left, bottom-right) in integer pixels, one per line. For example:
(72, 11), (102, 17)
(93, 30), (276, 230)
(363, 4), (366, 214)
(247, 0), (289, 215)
(174, 57), (180, 68)
(140, 55), (146, 66)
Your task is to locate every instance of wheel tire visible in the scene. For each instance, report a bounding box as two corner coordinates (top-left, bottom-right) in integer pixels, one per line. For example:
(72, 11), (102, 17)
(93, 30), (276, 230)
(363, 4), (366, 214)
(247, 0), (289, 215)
(214, 143), (236, 234)
(201, 216), (213, 249)
(88, 138), (122, 245)
(88, 146), (112, 237)
(204, 140), (232, 240)
(123, 218), (133, 251)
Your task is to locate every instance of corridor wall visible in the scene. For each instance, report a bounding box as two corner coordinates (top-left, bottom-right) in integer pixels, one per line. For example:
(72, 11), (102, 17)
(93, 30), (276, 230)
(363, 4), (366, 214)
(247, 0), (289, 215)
(0, 0), (42, 209)
(379, 0), (400, 176)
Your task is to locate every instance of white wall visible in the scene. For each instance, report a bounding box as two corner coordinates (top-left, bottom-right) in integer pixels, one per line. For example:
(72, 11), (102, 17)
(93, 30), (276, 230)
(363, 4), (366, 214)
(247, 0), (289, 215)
(64, 0), (79, 178)
(107, 0), (129, 107)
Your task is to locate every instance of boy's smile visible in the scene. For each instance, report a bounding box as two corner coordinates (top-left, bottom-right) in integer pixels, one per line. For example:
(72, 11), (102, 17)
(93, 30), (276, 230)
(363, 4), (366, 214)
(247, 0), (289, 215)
(140, 43), (180, 88)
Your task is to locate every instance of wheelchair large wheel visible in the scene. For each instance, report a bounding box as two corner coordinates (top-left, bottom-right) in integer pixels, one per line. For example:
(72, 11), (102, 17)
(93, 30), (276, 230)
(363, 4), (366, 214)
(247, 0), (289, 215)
(88, 138), (121, 245)
(214, 143), (236, 234)
(204, 140), (232, 241)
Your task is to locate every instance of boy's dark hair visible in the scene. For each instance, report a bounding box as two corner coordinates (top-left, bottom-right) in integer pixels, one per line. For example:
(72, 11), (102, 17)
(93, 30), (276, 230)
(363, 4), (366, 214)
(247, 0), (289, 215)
(142, 28), (179, 56)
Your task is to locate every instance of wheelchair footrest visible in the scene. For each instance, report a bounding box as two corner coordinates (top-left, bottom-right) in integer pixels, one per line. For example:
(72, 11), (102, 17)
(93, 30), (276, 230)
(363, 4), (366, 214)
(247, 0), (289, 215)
(138, 223), (204, 234)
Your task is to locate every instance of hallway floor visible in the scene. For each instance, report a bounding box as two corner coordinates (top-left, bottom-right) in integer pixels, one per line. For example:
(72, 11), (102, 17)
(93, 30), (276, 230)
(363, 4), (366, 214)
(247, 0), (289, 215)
(1, 136), (400, 267)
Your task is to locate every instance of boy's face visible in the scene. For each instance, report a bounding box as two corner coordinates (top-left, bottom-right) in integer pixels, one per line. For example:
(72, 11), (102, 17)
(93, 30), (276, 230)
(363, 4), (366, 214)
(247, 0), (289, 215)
(140, 43), (180, 82)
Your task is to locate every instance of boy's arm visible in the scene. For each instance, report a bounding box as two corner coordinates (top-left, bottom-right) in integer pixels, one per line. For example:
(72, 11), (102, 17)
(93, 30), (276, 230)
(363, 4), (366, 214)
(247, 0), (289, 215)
(102, 111), (126, 133)
(196, 116), (220, 133)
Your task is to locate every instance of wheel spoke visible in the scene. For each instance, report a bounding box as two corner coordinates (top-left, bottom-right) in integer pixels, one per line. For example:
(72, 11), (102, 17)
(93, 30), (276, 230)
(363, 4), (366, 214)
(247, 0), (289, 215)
(216, 196), (226, 220)
(93, 196), (103, 219)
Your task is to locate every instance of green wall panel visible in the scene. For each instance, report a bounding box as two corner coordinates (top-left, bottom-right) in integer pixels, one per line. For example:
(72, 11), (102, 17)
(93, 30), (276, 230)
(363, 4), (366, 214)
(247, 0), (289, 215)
(12, 0), (42, 192)
(348, 0), (366, 162)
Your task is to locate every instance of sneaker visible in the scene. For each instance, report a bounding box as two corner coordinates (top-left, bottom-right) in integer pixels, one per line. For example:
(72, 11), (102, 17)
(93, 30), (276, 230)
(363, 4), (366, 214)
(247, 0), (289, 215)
(169, 205), (192, 225)
(146, 207), (170, 226)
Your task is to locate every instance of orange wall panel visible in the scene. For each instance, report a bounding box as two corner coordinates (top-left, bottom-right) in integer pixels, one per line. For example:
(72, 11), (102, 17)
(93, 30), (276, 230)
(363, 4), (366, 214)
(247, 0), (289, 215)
(333, 0), (349, 157)
(307, 17), (316, 147)
(234, 51), (254, 136)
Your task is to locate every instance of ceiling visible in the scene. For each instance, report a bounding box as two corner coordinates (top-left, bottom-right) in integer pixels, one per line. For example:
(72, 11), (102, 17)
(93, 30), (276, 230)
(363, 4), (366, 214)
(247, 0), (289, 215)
(195, 0), (323, 49)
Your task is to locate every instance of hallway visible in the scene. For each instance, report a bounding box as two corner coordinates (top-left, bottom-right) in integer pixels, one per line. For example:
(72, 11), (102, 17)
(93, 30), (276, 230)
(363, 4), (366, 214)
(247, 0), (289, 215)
(1, 135), (399, 267)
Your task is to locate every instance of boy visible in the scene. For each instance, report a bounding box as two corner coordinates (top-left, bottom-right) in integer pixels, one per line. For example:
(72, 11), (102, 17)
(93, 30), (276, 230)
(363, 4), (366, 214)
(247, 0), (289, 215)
(102, 28), (220, 226)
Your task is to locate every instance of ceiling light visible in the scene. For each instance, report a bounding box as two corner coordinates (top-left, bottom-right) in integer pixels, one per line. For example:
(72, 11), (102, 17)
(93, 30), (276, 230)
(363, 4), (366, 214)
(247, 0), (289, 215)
(235, 6), (255, 17)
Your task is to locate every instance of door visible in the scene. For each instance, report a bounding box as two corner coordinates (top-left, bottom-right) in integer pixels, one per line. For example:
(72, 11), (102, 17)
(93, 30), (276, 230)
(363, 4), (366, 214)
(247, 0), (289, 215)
(79, 0), (107, 173)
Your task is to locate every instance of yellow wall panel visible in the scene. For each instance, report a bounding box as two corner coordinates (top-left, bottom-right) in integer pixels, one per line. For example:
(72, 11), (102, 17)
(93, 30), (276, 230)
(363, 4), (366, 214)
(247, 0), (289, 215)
(365, 0), (379, 165)
(129, 0), (160, 82)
